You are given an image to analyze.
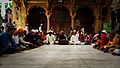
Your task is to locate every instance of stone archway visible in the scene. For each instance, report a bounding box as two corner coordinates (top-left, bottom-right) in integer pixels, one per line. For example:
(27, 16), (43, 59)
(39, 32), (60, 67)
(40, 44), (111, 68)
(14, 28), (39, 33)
(75, 6), (94, 33)
(27, 6), (47, 32)
(50, 5), (71, 33)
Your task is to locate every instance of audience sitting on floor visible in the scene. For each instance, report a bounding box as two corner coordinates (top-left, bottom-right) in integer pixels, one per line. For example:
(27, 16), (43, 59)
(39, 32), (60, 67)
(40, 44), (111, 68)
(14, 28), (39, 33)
(93, 30), (120, 56)
(1, 21), (120, 56)
(102, 31), (114, 53)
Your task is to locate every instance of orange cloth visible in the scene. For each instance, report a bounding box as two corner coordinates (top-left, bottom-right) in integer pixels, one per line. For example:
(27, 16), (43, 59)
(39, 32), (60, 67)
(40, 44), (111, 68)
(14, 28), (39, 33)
(17, 28), (24, 33)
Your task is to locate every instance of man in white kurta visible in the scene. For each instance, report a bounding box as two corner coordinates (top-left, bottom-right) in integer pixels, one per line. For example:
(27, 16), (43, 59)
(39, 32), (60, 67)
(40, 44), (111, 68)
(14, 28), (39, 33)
(46, 32), (55, 45)
(69, 31), (81, 45)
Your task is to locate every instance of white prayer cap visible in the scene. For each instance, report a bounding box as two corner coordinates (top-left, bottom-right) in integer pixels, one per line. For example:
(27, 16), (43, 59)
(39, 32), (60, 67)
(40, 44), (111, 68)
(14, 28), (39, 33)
(102, 30), (107, 34)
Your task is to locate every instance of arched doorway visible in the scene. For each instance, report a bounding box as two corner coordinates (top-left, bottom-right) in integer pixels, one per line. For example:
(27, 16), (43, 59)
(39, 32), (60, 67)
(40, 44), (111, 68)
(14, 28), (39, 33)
(27, 6), (47, 32)
(50, 5), (71, 33)
(75, 6), (94, 33)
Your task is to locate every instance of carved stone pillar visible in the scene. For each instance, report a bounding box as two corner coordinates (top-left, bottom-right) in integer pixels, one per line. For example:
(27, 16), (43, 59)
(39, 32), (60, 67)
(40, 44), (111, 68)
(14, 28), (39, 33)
(70, 11), (76, 30)
(71, 16), (75, 30)
(47, 15), (50, 32)
(94, 5), (102, 33)
(94, 16), (102, 33)
(12, 1), (16, 21)
(46, 11), (52, 32)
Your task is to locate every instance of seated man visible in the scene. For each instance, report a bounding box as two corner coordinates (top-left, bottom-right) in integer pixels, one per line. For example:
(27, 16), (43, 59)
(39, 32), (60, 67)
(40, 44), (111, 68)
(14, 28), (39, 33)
(46, 30), (55, 45)
(18, 29), (35, 49)
(69, 30), (81, 45)
(58, 31), (68, 45)
(0, 23), (17, 54)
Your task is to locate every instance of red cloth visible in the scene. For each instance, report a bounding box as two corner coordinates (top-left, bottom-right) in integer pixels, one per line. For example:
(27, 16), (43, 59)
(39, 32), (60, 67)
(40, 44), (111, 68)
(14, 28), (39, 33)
(100, 33), (107, 46)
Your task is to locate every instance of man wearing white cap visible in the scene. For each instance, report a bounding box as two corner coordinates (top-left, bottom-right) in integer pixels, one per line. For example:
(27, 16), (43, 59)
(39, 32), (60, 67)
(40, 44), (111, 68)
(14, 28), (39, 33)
(102, 30), (107, 34)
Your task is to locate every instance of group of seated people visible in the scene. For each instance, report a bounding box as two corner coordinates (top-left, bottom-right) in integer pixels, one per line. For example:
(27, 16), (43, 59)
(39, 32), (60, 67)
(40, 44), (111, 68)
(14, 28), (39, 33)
(0, 23), (44, 54)
(93, 30), (120, 55)
(0, 26), (83, 55)
(45, 30), (82, 45)
(0, 22), (86, 55)
(44, 29), (95, 45)
(1, 22), (119, 56)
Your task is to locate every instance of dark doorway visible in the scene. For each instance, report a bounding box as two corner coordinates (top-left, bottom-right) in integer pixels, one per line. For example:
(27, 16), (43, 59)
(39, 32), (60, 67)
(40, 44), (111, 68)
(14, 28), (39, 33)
(51, 5), (71, 33)
(75, 6), (94, 33)
(27, 6), (47, 32)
